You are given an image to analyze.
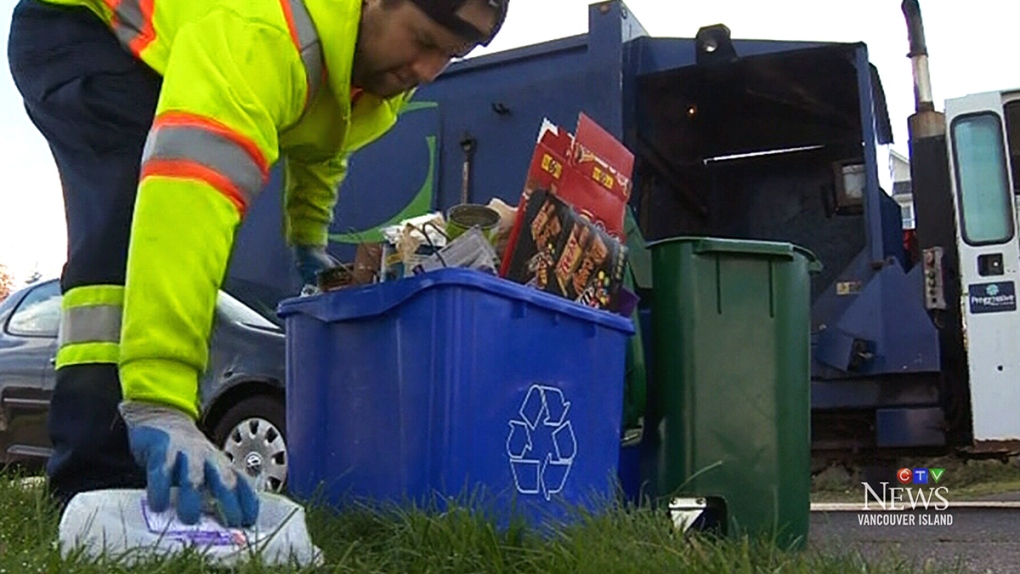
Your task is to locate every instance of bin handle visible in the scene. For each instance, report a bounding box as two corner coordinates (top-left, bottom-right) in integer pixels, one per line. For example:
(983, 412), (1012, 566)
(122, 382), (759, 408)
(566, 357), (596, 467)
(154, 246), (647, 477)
(692, 238), (795, 259)
(297, 275), (439, 324)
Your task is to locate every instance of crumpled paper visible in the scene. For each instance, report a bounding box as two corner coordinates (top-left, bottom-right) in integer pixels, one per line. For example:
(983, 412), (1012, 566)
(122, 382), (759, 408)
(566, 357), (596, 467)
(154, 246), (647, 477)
(382, 212), (448, 275)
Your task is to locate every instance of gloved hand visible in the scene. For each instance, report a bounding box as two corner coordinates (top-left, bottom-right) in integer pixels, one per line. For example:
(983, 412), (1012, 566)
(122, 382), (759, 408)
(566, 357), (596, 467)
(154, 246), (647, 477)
(119, 401), (258, 527)
(292, 244), (339, 287)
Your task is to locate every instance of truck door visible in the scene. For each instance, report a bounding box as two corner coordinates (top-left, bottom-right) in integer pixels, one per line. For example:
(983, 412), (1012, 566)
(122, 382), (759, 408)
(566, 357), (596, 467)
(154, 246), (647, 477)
(945, 91), (1020, 442)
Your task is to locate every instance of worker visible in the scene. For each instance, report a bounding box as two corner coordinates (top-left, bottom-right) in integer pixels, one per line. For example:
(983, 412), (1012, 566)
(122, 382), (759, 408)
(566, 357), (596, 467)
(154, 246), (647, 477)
(7, 0), (507, 527)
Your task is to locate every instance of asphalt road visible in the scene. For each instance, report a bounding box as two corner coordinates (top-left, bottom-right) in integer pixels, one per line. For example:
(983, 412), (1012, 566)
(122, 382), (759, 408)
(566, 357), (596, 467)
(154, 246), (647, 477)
(810, 505), (1020, 573)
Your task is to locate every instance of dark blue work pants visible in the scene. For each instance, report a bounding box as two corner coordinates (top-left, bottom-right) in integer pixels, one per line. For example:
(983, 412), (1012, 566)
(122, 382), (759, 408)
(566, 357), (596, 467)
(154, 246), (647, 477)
(7, 0), (162, 502)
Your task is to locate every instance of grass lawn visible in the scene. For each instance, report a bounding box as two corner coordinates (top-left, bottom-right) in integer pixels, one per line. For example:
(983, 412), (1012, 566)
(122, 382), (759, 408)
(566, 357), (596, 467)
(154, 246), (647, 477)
(0, 469), (971, 574)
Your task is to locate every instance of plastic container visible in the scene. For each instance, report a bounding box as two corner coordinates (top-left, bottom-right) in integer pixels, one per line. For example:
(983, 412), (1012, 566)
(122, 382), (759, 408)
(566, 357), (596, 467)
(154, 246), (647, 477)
(58, 489), (321, 567)
(644, 237), (816, 549)
(277, 268), (634, 527)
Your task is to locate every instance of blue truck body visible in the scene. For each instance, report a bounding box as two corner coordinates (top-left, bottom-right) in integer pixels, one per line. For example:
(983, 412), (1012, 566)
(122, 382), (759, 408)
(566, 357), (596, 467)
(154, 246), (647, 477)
(225, 1), (950, 458)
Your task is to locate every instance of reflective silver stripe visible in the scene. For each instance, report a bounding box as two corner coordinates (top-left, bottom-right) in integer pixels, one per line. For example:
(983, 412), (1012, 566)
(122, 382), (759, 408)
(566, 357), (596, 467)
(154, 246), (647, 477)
(142, 125), (265, 206)
(107, 0), (149, 51)
(58, 305), (122, 347)
(286, 0), (324, 107)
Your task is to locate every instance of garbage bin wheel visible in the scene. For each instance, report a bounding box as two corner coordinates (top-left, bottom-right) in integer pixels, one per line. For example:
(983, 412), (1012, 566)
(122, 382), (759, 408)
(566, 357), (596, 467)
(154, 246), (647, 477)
(212, 395), (288, 494)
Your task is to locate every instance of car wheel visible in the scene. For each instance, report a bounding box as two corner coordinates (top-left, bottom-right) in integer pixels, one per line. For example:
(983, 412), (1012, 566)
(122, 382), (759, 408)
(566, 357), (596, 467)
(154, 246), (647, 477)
(212, 395), (288, 494)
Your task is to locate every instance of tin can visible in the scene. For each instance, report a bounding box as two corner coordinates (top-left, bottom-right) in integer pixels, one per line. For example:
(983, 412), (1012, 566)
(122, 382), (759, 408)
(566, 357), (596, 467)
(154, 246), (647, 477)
(445, 204), (501, 245)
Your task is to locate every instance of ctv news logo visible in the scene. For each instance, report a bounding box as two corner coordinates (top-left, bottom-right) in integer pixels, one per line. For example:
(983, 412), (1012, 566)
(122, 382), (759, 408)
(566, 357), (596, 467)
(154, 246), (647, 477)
(863, 467), (948, 510)
(858, 467), (953, 527)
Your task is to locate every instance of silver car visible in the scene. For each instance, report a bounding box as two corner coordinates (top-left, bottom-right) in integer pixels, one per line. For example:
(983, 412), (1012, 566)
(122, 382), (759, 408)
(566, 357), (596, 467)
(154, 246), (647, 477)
(0, 279), (289, 492)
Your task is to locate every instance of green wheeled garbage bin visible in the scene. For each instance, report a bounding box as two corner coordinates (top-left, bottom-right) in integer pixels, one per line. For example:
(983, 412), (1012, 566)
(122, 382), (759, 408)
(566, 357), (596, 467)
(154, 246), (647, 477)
(646, 237), (816, 550)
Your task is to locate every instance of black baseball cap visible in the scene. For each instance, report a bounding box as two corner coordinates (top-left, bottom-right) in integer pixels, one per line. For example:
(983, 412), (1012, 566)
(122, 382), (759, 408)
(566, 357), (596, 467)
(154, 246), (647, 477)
(408, 0), (508, 47)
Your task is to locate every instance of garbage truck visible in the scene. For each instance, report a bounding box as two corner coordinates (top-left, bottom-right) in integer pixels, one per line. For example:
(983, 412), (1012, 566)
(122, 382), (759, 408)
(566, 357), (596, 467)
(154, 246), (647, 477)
(223, 0), (1018, 465)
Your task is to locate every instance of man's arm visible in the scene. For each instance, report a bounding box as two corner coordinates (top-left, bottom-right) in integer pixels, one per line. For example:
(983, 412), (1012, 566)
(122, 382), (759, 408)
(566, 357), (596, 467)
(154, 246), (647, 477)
(116, 9), (309, 526)
(120, 10), (306, 416)
(283, 152), (349, 248)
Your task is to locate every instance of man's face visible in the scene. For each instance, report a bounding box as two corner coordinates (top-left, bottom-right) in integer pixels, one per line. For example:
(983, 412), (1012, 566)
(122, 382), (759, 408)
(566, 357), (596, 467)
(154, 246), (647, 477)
(353, 0), (498, 98)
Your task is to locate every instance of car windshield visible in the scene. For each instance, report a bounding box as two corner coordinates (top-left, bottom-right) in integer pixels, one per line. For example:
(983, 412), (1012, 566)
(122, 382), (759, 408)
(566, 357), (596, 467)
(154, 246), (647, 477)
(216, 292), (281, 331)
(7, 281), (61, 336)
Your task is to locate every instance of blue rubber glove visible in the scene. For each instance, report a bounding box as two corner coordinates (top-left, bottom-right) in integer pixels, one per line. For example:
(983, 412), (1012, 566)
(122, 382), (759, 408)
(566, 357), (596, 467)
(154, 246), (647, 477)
(119, 401), (258, 527)
(292, 244), (339, 287)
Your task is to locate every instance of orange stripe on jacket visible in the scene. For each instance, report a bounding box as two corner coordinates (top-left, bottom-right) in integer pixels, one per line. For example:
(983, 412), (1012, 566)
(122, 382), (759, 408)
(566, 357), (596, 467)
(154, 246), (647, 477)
(277, 0), (320, 108)
(279, 0), (301, 49)
(128, 0), (157, 55)
(141, 159), (249, 215)
(153, 112), (270, 180)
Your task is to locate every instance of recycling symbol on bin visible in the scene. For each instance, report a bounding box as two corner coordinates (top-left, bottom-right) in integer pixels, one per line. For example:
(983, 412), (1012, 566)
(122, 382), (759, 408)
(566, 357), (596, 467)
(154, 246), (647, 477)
(506, 384), (577, 500)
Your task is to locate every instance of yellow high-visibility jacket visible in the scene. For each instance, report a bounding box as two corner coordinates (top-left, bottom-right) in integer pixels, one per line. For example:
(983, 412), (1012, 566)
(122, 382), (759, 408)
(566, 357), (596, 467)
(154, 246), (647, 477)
(42, 0), (411, 417)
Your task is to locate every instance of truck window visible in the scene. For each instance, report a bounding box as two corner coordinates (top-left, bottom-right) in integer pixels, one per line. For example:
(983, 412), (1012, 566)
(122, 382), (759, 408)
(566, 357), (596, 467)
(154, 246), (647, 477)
(951, 113), (1014, 245)
(1004, 100), (1020, 194)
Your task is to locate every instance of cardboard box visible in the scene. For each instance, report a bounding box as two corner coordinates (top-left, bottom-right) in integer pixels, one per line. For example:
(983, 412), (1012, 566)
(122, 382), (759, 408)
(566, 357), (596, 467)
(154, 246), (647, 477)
(502, 114), (632, 244)
(502, 189), (627, 311)
(500, 114), (634, 311)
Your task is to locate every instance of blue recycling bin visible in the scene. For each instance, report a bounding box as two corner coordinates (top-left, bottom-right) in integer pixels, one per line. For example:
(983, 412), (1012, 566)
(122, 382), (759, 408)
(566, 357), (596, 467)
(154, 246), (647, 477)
(277, 268), (634, 527)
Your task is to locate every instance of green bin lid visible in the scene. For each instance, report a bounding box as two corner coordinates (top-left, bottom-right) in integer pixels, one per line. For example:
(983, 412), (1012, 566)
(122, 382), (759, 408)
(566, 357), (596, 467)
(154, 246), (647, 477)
(647, 236), (822, 272)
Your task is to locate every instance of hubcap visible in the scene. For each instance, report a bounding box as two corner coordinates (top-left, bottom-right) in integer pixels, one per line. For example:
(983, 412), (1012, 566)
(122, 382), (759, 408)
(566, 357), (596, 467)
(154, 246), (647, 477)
(221, 417), (287, 493)
(245, 452), (264, 475)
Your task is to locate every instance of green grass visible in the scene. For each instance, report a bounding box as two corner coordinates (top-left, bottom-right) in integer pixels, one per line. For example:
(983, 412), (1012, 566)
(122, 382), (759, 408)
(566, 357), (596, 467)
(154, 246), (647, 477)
(0, 470), (966, 574)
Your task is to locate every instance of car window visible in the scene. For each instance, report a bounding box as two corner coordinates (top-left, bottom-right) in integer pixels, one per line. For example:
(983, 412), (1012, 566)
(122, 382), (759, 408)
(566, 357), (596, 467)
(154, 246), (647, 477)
(216, 291), (281, 331)
(7, 282), (62, 337)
